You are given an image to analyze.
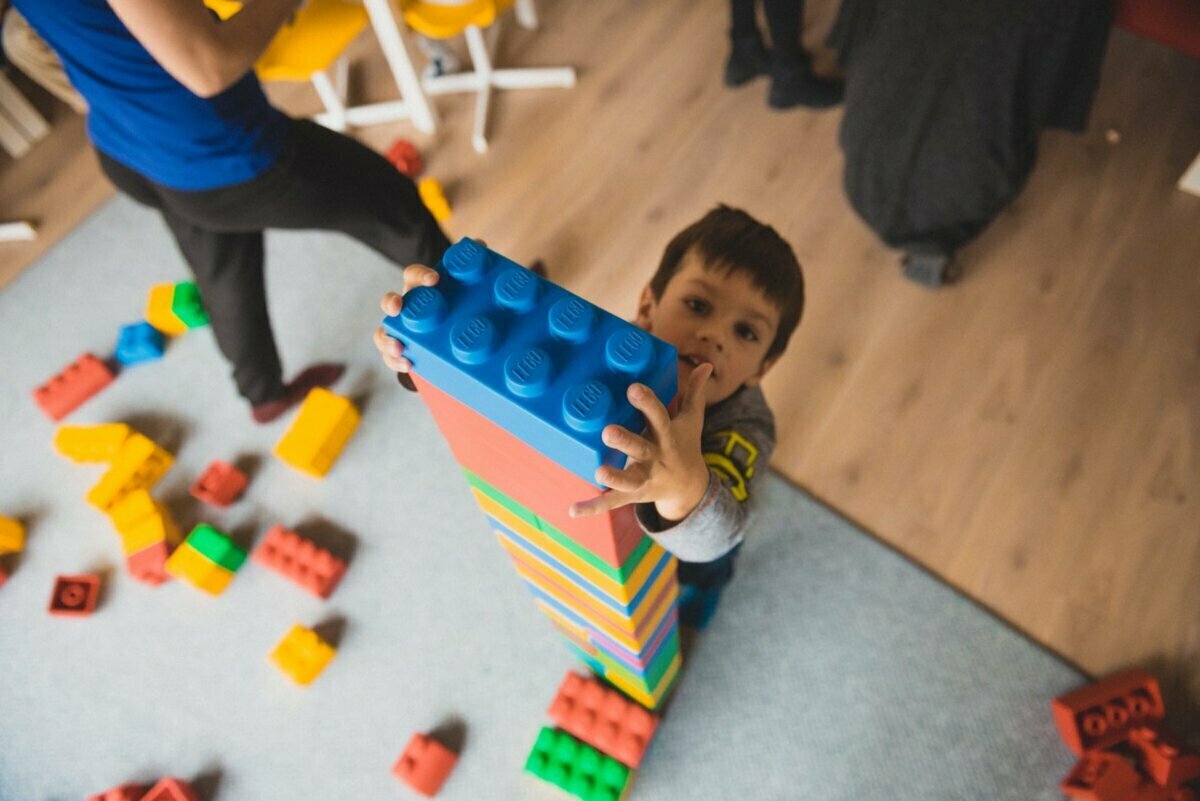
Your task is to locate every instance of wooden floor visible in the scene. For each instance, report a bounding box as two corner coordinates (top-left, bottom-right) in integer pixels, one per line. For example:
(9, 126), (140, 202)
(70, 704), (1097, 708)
(3, 0), (1198, 737)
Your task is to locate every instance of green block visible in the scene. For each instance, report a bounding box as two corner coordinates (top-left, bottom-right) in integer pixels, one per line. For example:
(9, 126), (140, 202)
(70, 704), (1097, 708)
(463, 468), (655, 584)
(186, 523), (246, 572)
(525, 727), (631, 801)
(171, 281), (209, 329)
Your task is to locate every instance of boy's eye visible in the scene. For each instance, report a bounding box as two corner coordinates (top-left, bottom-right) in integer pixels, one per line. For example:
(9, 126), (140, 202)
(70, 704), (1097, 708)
(736, 324), (759, 342)
(684, 297), (709, 314)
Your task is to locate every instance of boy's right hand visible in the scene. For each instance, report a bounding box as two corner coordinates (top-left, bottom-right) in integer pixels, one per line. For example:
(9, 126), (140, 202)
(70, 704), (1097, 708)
(373, 263), (440, 374)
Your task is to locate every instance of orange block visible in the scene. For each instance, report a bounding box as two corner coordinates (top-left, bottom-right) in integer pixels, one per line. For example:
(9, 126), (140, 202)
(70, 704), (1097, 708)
(1061, 752), (1143, 801)
(33, 353), (114, 421)
(548, 670), (659, 768)
(1130, 726), (1200, 790)
(393, 733), (458, 797)
(1052, 671), (1166, 755)
(252, 524), (346, 598)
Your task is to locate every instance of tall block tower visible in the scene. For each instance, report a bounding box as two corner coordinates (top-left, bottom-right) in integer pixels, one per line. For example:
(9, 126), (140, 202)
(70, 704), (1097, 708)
(384, 239), (683, 709)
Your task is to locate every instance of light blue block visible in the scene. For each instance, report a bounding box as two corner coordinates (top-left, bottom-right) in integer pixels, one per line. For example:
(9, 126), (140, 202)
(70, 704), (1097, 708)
(114, 320), (165, 366)
(382, 238), (678, 485)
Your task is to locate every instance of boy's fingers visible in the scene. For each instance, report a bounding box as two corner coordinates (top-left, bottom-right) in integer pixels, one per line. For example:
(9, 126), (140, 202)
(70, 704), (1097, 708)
(682, 363), (714, 416)
(401, 263), (439, 293)
(594, 463), (648, 493)
(602, 425), (655, 462)
(627, 383), (670, 437)
(380, 292), (404, 316)
(569, 490), (634, 518)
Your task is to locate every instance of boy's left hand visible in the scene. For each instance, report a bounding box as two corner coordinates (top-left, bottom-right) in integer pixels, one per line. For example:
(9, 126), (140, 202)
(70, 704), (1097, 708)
(569, 363), (713, 523)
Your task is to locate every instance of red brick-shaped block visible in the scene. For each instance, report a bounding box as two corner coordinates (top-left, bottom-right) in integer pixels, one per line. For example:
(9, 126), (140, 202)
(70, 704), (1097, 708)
(126, 541), (172, 586)
(1053, 671), (1166, 755)
(393, 733), (458, 797)
(548, 671), (659, 768)
(86, 783), (148, 801)
(33, 353), (115, 421)
(413, 374), (644, 568)
(252, 524), (346, 598)
(386, 138), (424, 178)
(1061, 752), (1144, 801)
(1131, 726), (1200, 789)
(189, 460), (248, 507)
(48, 574), (101, 616)
(141, 777), (198, 801)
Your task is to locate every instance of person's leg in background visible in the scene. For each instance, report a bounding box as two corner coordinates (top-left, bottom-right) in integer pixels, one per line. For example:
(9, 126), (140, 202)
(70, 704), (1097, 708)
(1, 7), (87, 114)
(725, 0), (772, 88)
(761, 0), (843, 110)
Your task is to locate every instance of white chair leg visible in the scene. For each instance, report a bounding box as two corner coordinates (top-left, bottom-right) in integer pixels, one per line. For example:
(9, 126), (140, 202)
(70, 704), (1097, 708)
(464, 25), (494, 153)
(514, 0), (539, 30)
(1180, 150), (1200, 197)
(491, 67), (576, 89)
(0, 72), (50, 142)
(312, 70), (348, 132)
(361, 0), (438, 133)
(0, 110), (30, 158)
(333, 54), (350, 102)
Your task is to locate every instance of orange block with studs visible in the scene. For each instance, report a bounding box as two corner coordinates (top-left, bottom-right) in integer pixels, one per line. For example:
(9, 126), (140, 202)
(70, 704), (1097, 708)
(252, 524), (346, 598)
(386, 138), (424, 178)
(141, 777), (199, 801)
(1130, 726), (1200, 790)
(548, 670), (660, 768)
(1052, 671), (1166, 755)
(1061, 752), (1144, 801)
(126, 541), (173, 586)
(48, 574), (101, 616)
(189, 460), (248, 507)
(33, 353), (114, 421)
(393, 733), (458, 797)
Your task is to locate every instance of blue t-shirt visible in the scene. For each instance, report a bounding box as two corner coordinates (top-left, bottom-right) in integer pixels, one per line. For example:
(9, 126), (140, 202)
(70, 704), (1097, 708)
(14, 0), (288, 191)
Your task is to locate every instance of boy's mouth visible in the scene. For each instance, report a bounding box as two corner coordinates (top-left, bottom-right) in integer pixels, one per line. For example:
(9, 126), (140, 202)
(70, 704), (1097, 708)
(679, 353), (716, 379)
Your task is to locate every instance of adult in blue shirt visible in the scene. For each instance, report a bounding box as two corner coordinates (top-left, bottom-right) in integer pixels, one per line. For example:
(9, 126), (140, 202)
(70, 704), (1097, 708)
(15, 0), (451, 422)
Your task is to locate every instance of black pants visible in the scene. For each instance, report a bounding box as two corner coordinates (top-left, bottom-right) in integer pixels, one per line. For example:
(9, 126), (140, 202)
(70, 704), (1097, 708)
(98, 117), (451, 405)
(730, 0), (804, 65)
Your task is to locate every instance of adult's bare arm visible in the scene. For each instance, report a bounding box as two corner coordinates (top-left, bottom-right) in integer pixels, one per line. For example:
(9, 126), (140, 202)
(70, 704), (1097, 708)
(107, 0), (301, 97)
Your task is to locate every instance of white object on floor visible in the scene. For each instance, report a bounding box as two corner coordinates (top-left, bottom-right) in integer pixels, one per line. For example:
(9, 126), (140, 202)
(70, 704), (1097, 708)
(1180, 150), (1200, 196)
(361, 0), (438, 133)
(0, 221), (37, 242)
(0, 71), (50, 158)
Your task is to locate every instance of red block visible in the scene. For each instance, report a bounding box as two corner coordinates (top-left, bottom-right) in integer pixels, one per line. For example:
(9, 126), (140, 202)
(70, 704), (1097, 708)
(252, 524), (346, 598)
(189, 460), (248, 507)
(48, 573), (101, 616)
(86, 783), (148, 801)
(1131, 726), (1200, 789)
(393, 733), (458, 797)
(548, 671), (660, 768)
(33, 353), (115, 421)
(126, 541), (172, 586)
(386, 138), (424, 178)
(1062, 752), (1144, 801)
(1053, 671), (1166, 755)
(141, 777), (199, 801)
(412, 374), (644, 568)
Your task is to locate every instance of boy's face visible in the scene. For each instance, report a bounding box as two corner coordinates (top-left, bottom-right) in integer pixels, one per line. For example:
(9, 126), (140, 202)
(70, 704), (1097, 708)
(636, 247), (781, 405)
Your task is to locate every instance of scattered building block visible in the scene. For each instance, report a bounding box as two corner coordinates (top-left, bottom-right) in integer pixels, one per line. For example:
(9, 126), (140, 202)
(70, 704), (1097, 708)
(86, 433), (173, 512)
(269, 624), (335, 685)
(54, 423), (132, 463)
(392, 733), (458, 797)
(1061, 752), (1144, 801)
(548, 671), (659, 768)
(1053, 671), (1166, 755)
(1130, 726), (1200, 789)
(525, 726), (633, 801)
(33, 353), (115, 421)
(273, 388), (360, 478)
(86, 782), (148, 801)
(141, 777), (199, 801)
(165, 525), (243, 595)
(418, 177), (451, 222)
(0, 514), (25, 554)
(126, 540), (172, 586)
(189, 460), (248, 507)
(252, 524), (346, 598)
(115, 321), (165, 366)
(170, 281), (209, 329)
(109, 489), (181, 554)
(145, 284), (188, 335)
(183, 523), (247, 572)
(48, 574), (101, 616)
(386, 137), (424, 178)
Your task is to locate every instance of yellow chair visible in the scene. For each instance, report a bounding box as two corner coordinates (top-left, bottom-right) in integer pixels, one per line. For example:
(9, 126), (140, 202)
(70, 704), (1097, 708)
(208, 0), (433, 133)
(401, 0), (575, 152)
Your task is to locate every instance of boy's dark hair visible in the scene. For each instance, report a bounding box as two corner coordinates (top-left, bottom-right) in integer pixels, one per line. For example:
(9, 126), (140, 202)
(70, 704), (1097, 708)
(650, 205), (805, 362)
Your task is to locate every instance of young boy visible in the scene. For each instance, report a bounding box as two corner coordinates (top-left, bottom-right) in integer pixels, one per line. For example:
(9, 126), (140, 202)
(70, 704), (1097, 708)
(373, 206), (805, 627)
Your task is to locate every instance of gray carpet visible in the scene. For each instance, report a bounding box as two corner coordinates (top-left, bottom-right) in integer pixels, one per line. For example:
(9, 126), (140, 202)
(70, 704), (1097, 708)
(0, 196), (1082, 801)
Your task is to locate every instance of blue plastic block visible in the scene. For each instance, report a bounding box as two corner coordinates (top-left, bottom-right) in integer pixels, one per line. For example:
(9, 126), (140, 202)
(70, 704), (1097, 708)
(383, 239), (678, 485)
(115, 321), (165, 366)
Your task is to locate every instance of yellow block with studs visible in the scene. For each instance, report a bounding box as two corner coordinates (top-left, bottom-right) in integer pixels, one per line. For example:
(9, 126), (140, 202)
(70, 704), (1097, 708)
(54, 423), (132, 463)
(164, 543), (234, 595)
(145, 283), (188, 336)
(0, 515), (25, 555)
(273, 388), (360, 478)
(108, 489), (181, 554)
(418, 177), (451, 223)
(270, 624), (335, 685)
(87, 434), (173, 513)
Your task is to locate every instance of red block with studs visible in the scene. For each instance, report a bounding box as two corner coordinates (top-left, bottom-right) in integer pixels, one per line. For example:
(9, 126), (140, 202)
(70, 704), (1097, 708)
(33, 353), (115, 421)
(1052, 671), (1166, 755)
(189, 460), (248, 507)
(547, 671), (660, 768)
(386, 138), (424, 178)
(48, 574), (101, 615)
(1130, 726), (1200, 790)
(86, 783), (148, 801)
(141, 777), (199, 801)
(393, 733), (458, 797)
(126, 541), (172, 586)
(1061, 752), (1144, 801)
(252, 524), (346, 598)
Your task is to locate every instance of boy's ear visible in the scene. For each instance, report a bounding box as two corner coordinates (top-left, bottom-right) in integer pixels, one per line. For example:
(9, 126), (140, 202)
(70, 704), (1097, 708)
(635, 284), (656, 331)
(743, 354), (779, 388)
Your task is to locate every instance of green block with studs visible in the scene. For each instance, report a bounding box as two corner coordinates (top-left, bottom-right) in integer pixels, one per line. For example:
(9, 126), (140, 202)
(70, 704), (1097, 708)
(171, 281), (209, 329)
(185, 523), (246, 572)
(525, 727), (632, 801)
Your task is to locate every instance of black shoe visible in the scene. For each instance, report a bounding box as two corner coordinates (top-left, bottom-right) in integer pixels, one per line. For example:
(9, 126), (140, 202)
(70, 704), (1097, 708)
(768, 60), (844, 110)
(724, 35), (771, 88)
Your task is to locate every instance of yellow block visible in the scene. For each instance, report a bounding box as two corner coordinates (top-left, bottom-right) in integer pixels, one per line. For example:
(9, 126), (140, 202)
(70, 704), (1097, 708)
(0, 515), (25, 555)
(270, 624), (335, 685)
(164, 542), (234, 595)
(86, 434), (173, 512)
(206, 0), (369, 80)
(273, 388), (360, 478)
(53, 423), (131, 463)
(418, 178), (451, 223)
(145, 283), (187, 336)
(108, 489), (181, 554)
